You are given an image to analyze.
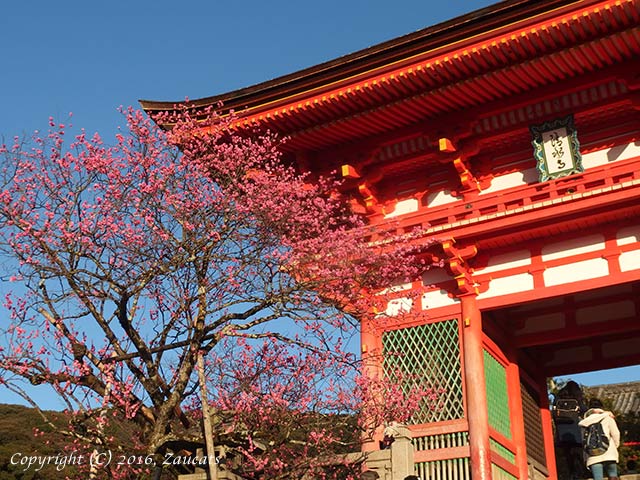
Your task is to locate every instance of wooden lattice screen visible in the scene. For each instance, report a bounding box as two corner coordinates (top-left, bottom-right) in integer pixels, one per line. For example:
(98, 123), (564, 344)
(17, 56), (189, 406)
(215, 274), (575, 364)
(521, 380), (547, 468)
(484, 349), (512, 439)
(382, 319), (464, 424)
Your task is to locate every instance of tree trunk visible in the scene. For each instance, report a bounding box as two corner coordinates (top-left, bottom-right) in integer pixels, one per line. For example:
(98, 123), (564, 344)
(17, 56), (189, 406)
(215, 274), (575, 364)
(198, 351), (218, 480)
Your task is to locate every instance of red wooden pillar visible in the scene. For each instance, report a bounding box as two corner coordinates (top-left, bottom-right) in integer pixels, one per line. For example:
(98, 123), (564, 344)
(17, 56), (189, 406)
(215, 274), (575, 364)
(506, 347), (529, 479)
(538, 377), (558, 479)
(460, 294), (492, 480)
(361, 316), (384, 452)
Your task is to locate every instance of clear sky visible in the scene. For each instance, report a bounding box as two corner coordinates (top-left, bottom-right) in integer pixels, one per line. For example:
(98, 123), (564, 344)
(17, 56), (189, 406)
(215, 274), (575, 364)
(0, 0), (497, 141)
(1, 1), (639, 409)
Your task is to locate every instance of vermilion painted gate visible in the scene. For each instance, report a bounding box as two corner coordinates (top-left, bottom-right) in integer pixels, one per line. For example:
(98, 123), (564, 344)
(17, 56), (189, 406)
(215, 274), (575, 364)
(143, 0), (640, 477)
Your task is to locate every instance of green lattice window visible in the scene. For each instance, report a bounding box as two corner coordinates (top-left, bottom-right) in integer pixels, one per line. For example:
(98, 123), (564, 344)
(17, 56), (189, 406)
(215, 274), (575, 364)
(382, 319), (464, 424)
(484, 349), (511, 439)
(491, 464), (518, 480)
(490, 438), (515, 463)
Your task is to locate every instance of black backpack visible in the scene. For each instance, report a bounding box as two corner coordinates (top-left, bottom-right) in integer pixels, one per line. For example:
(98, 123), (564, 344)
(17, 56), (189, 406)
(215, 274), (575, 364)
(554, 398), (582, 423)
(583, 420), (610, 456)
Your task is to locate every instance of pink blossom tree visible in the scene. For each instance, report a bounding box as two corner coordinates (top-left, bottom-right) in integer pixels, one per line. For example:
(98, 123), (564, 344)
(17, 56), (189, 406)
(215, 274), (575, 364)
(0, 107), (430, 479)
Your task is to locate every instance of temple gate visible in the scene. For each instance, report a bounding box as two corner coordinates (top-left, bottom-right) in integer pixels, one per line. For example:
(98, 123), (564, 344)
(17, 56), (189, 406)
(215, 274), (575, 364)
(143, 0), (640, 478)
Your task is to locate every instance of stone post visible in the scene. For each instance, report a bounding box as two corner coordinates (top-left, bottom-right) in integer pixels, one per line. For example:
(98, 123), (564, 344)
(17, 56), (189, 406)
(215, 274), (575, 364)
(390, 424), (414, 479)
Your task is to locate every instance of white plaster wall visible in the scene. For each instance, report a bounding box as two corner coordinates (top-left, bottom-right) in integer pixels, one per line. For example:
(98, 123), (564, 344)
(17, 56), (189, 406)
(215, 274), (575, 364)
(384, 198), (419, 218)
(421, 289), (460, 309)
(384, 297), (413, 316)
(480, 171), (528, 195)
(389, 143), (638, 219)
(543, 258), (609, 286)
(426, 190), (458, 208)
(476, 141), (640, 198)
(541, 234), (605, 261)
(581, 142), (640, 169)
(477, 273), (534, 299)
(617, 225), (640, 246)
(619, 249), (640, 272)
(475, 249), (531, 274)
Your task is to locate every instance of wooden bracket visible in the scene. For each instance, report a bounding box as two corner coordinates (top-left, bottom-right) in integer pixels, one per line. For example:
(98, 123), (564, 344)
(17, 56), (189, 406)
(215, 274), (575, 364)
(340, 164), (361, 180)
(439, 137), (483, 200)
(442, 238), (478, 262)
(341, 163), (383, 214)
(442, 238), (478, 295)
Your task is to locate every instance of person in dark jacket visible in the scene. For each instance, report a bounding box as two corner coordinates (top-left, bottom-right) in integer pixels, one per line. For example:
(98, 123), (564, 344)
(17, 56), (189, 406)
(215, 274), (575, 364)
(553, 380), (588, 478)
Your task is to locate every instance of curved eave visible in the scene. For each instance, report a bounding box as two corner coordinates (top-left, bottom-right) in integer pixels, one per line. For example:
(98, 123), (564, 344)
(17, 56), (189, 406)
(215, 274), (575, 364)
(141, 0), (572, 113)
(141, 0), (639, 151)
(278, 30), (639, 151)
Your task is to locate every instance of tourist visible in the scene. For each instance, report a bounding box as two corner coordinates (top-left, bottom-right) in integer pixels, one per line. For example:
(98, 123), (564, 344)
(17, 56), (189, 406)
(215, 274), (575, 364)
(578, 399), (621, 480)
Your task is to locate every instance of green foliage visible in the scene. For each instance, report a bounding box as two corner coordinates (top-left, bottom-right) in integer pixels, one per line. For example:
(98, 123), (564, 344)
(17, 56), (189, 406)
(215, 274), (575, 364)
(0, 403), (362, 479)
(0, 404), (166, 479)
(619, 413), (640, 442)
(617, 413), (640, 474)
(0, 404), (78, 479)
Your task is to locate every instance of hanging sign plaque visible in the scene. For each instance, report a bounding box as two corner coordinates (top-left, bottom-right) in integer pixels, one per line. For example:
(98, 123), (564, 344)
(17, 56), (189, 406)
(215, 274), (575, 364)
(530, 115), (583, 182)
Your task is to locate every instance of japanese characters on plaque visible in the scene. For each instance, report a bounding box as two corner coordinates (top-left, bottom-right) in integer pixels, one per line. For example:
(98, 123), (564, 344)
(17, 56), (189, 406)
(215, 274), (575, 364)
(530, 115), (583, 182)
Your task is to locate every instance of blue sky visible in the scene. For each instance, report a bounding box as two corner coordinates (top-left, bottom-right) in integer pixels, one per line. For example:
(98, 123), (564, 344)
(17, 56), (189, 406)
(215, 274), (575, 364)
(1, 1), (639, 408)
(0, 0), (497, 141)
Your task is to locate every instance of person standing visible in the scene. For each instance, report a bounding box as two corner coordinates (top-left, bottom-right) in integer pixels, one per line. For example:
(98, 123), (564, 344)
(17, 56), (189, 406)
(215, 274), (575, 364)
(552, 380), (588, 478)
(578, 399), (621, 480)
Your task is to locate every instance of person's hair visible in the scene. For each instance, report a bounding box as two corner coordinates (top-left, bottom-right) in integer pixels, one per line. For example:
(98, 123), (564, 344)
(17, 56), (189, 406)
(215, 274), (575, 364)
(361, 471), (380, 480)
(588, 398), (604, 409)
(558, 380), (583, 398)
(404, 476), (420, 480)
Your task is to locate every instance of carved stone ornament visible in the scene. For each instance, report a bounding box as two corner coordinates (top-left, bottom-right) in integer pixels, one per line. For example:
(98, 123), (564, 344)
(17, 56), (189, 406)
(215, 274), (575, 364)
(530, 114), (583, 182)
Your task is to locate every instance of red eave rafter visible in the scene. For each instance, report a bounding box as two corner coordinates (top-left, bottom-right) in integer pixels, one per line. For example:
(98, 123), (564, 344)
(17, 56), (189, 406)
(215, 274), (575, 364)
(230, 0), (638, 146)
(297, 31), (637, 149)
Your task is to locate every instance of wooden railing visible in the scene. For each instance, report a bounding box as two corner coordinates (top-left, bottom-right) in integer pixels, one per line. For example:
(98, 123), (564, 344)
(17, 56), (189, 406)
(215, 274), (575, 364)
(412, 420), (472, 480)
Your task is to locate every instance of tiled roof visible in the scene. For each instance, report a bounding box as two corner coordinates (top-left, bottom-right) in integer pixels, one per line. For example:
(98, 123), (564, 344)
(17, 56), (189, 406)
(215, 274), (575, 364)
(141, 0), (640, 152)
(584, 382), (640, 416)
